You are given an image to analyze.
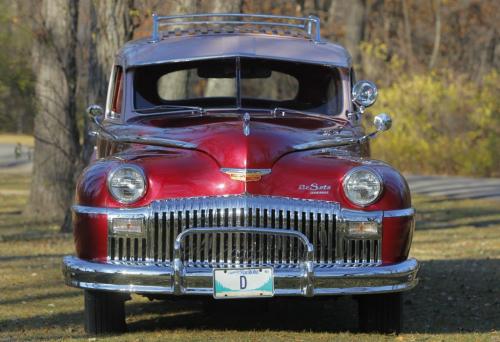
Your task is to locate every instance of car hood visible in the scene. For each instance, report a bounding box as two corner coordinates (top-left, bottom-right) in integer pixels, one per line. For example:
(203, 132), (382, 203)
(112, 114), (350, 168)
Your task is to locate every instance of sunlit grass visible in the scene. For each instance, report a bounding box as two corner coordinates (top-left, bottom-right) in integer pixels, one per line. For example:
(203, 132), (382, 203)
(0, 133), (34, 147)
(0, 178), (498, 341)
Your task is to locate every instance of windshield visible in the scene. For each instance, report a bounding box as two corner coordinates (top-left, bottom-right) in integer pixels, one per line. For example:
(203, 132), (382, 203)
(133, 57), (343, 115)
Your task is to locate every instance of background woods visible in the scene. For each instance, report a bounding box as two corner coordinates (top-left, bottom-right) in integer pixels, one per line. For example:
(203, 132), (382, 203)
(0, 0), (498, 231)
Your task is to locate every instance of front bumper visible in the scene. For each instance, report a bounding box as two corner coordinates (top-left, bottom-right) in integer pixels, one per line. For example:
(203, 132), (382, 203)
(63, 256), (419, 296)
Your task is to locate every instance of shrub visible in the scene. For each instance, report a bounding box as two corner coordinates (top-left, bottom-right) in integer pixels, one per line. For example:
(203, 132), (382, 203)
(369, 70), (500, 177)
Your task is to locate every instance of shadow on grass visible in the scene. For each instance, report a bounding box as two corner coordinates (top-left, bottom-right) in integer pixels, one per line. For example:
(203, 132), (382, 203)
(0, 290), (80, 306)
(415, 199), (500, 231)
(1, 259), (498, 336)
(127, 296), (358, 333)
(126, 259), (499, 334)
(0, 253), (65, 262)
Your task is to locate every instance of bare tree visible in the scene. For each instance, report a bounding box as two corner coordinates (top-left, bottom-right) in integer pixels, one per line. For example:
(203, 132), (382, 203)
(204, 0), (243, 98)
(87, 0), (136, 106)
(83, 0), (137, 163)
(429, 0), (441, 69)
(25, 0), (80, 231)
(345, 0), (366, 68)
(157, 0), (198, 99)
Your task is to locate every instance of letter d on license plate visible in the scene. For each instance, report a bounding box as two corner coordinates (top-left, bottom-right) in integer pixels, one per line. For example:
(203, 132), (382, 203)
(213, 268), (274, 299)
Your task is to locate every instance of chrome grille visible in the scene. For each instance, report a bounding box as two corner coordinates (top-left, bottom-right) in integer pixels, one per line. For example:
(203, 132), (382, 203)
(150, 196), (337, 266)
(107, 195), (382, 266)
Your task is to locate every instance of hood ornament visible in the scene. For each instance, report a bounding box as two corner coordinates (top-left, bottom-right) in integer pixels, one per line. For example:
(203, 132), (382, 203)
(221, 168), (271, 182)
(243, 112), (251, 136)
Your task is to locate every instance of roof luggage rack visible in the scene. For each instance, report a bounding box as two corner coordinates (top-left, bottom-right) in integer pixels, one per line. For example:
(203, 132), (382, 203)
(150, 13), (321, 43)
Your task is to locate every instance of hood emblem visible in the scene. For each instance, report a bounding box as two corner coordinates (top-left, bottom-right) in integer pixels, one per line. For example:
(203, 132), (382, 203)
(221, 168), (271, 182)
(243, 112), (251, 136)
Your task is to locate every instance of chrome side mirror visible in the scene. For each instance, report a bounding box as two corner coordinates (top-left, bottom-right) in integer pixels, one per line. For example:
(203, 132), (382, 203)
(87, 104), (104, 119)
(352, 80), (378, 108)
(373, 113), (392, 132)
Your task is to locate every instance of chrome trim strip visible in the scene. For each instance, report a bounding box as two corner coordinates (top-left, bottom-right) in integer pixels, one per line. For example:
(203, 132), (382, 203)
(384, 208), (415, 218)
(62, 256), (419, 296)
(293, 138), (359, 151)
(104, 133), (198, 150)
(72, 205), (148, 216)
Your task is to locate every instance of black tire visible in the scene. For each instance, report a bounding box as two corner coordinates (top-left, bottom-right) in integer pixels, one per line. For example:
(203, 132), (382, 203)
(84, 290), (128, 335)
(358, 293), (402, 334)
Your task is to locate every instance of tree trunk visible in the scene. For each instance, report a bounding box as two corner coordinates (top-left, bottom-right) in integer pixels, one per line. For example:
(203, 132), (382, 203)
(26, 0), (80, 231)
(84, 0), (136, 164)
(345, 0), (366, 68)
(204, 0), (243, 98)
(157, 0), (198, 99)
(87, 0), (135, 107)
(402, 0), (414, 66)
(429, 0), (441, 69)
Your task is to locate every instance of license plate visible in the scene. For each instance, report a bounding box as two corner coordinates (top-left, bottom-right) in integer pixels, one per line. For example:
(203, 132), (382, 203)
(213, 268), (274, 299)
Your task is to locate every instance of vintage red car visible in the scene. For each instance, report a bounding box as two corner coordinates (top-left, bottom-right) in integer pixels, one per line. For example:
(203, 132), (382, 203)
(63, 14), (418, 334)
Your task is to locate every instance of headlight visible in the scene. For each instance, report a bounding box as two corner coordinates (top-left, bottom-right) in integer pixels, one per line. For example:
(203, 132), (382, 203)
(342, 167), (383, 206)
(107, 165), (146, 204)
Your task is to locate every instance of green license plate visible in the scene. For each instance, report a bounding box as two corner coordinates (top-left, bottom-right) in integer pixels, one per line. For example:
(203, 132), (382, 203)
(213, 268), (274, 299)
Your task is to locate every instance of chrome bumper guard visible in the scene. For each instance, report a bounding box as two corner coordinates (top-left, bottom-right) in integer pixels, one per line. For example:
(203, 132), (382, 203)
(63, 226), (419, 297)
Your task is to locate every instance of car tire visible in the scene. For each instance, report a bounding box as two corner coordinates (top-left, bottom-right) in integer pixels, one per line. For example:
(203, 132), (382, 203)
(84, 290), (128, 335)
(358, 293), (402, 334)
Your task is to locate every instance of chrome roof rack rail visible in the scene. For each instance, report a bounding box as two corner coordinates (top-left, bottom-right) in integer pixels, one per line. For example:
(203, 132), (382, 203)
(151, 13), (321, 43)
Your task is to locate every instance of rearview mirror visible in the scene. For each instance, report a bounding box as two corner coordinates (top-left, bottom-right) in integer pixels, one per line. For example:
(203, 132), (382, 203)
(87, 104), (104, 119)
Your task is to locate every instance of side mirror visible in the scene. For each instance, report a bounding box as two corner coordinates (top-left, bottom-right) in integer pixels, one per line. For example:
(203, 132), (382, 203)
(87, 104), (104, 119)
(352, 80), (378, 108)
(373, 113), (392, 132)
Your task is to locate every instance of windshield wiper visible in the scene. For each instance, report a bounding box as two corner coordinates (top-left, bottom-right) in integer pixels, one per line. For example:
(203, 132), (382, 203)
(135, 104), (205, 115)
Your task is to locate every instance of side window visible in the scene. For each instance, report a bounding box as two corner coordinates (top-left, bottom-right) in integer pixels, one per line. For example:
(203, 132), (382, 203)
(106, 65), (124, 120)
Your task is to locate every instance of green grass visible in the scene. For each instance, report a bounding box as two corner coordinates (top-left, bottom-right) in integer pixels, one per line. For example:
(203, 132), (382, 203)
(0, 176), (499, 341)
(0, 133), (34, 147)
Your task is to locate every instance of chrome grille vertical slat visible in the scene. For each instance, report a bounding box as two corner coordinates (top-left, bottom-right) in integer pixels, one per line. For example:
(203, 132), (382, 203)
(327, 214), (333, 263)
(259, 206), (264, 264)
(235, 204), (242, 265)
(297, 211), (303, 261)
(354, 239), (360, 263)
(187, 209), (193, 264)
(174, 210), (180, 262)
(362, 240), (367, 263)
(273, 209), (278, 264)
(243, 208), (250, 265)
(265, 209), (271, 264)
(288, 210), (294, 264)
(251, 208), (257, 266)
(219, 207), (225, 264)
(318, 212), (325, 264)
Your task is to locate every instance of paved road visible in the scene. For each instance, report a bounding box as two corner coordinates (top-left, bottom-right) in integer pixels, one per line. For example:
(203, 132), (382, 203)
(406, 175), (500, 201)
(0, 143), (33, 172)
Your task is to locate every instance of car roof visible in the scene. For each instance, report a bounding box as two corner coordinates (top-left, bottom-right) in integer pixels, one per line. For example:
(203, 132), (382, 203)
(116, 32), (352, 69)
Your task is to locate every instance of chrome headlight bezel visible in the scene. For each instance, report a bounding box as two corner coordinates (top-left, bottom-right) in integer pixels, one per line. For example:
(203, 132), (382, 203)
(342, 167), (383, 207)
(107, 164), (147, 204)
